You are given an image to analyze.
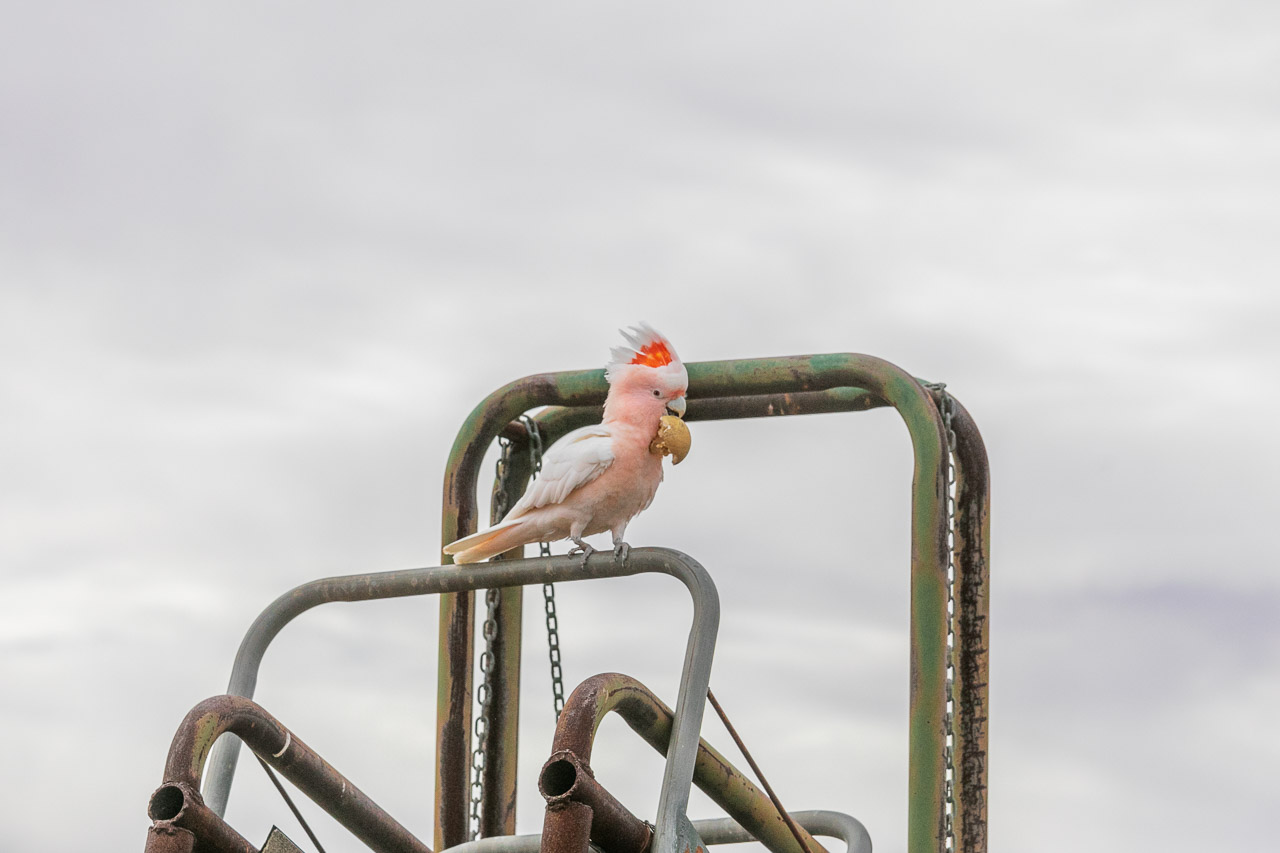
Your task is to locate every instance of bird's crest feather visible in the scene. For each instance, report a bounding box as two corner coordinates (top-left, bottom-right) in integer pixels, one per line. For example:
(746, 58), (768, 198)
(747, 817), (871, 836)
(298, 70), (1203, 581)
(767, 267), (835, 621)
(606, 323), (681, 383)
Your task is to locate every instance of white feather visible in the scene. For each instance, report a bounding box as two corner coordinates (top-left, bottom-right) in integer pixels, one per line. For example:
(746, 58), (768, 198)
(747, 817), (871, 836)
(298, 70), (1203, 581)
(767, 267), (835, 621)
(505, 424), (615, 517)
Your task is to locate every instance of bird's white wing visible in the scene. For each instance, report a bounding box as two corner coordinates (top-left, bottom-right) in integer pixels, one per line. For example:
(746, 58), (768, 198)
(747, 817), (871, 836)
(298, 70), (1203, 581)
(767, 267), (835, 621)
(506, 424), (614, 517)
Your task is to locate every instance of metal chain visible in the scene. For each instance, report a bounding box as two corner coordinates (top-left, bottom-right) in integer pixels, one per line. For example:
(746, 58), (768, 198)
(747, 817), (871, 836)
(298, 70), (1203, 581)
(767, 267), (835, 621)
(468, 437), (516, 840)
(521, 416), (566, 719)
(926, 382), (959, 853)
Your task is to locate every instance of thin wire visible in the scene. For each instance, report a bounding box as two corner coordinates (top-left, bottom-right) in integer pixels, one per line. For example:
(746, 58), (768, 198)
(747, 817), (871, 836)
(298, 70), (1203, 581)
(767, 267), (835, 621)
(255, 754), (328, 853)
(706, 689), (819, 853)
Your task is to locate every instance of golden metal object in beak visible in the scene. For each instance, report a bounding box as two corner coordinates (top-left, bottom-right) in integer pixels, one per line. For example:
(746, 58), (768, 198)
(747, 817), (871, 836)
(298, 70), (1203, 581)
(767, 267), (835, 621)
(650, 414), (692, 465)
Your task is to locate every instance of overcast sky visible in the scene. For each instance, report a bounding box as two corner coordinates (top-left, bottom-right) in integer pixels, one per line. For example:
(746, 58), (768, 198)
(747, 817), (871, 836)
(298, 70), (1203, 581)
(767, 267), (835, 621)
(2, 3), (1278, 852)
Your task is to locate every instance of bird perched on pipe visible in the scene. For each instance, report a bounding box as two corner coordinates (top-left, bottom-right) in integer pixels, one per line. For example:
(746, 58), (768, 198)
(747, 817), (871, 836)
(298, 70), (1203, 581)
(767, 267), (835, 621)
(443, 323), (691, 565)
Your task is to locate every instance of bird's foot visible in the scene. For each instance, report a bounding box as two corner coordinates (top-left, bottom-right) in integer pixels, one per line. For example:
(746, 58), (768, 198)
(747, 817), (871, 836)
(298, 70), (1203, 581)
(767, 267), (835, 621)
(612, 541), (631, 565)
(567, 538), (596, 569)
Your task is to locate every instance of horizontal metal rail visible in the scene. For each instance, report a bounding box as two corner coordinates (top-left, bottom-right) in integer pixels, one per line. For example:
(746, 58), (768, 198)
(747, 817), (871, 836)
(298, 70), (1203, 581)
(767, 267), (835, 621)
(438, 810), (871, 853)
(204, 547), (719, 853)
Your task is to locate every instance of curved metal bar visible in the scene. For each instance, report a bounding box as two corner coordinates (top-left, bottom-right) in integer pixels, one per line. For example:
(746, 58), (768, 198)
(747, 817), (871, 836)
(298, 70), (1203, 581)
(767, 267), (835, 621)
(154, 695), (432, 853)
(205, 548), (718, 853)
(439, 810), (870, 853)
(694, 811), (872, 853)
(441, 354), (949, 853)
(548, 672), (823, 853)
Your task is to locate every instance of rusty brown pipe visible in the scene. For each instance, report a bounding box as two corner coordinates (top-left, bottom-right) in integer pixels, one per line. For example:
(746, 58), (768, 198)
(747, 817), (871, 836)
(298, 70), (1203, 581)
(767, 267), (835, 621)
(538, 749), (653, 853)
(146, 781), (258, 853)
(551, 673), (821, 853)
(540, 800), (594, 853)
(155, 694), (432, 853)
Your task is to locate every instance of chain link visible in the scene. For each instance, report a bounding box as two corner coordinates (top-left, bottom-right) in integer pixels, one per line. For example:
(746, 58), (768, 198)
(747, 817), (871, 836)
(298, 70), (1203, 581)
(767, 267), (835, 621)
(468, 436), (517, 840)
(926, 382), (959, 853)
(521, 416), (566, 719)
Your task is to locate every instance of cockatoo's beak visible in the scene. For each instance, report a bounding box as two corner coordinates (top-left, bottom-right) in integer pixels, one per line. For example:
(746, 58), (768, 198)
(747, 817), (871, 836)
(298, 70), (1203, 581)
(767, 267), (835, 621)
(666, 396), (687, 418)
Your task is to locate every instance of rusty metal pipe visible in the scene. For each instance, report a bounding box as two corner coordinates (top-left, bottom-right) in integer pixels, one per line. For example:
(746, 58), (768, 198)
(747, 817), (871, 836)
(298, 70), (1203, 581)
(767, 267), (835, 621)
(146, 781), (258, 853)
(550, 673), (821, 853)
(144, 825), (196, 853)
(538, 749), (653, 853)
(540, 800), (593, 853)
(159, 694), (433, 853)
(948, 395), (990, 853)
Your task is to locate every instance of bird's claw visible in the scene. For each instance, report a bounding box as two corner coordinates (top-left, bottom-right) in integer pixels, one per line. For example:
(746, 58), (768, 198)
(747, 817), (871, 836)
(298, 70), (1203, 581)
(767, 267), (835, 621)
(612, 542), (630, 565)
(568, 540), (596, 569)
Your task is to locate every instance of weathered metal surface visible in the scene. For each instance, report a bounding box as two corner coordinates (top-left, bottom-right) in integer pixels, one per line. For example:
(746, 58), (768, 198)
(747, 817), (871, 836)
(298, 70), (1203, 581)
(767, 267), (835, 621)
(203, 550), (718, 853)
(261, 827), (306, 853)
(949, 396), (991, 853)
(550, 673), (821, 853)
(441, 354), (952, 853)
(539, 801), (593, 853)
(157, 695), (433, 853)
(143, 824), (196, 853)
(146, 781), (261, 853)
(538, 749), (652, 853)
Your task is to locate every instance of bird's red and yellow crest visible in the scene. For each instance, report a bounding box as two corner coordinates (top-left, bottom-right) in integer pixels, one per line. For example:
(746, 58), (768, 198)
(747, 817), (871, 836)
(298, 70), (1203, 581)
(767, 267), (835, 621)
(629, 338), (675, 368)
(606, 323), (684, 384)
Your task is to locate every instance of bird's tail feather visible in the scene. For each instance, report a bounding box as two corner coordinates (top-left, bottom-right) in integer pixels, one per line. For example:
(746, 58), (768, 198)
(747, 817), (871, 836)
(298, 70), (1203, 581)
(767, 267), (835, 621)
(443, 518), (530, 565)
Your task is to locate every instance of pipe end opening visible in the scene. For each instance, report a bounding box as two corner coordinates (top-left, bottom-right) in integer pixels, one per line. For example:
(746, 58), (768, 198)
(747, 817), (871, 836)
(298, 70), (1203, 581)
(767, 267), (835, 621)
(148, 784), (186, 821)
(540, 758), (578, 798)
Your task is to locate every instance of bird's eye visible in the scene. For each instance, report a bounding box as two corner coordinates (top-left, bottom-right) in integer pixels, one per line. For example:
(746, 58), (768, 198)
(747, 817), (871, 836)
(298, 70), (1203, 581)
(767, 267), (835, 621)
(652, 389), (662, 397)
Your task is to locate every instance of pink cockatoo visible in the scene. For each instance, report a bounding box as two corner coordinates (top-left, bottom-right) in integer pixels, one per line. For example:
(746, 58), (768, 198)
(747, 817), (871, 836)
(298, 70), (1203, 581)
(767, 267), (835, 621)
(443, 323), (689, 565)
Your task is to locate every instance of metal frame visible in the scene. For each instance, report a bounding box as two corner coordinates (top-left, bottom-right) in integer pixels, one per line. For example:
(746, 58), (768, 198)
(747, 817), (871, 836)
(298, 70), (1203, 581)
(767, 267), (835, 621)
(440, 354), (990, 853)
(150, 350), (989, 853)
(203, 549), (720, 852)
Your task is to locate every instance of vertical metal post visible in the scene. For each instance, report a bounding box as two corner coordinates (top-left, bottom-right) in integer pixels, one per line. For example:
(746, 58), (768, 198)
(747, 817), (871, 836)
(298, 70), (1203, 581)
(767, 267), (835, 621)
(438, 372), (607, 850)
(950, 398), (990, 853)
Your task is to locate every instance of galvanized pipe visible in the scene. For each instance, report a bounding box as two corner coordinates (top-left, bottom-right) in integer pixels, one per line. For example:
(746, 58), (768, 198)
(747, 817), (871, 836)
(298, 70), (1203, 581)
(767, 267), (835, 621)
(440, 810), (870, 853)
(205, 549), (718, 853)
(157, 695), (432, 853)
(538, 749), (653, 853)
(688, 811), (872, 853)
(439, 354), (951, 853)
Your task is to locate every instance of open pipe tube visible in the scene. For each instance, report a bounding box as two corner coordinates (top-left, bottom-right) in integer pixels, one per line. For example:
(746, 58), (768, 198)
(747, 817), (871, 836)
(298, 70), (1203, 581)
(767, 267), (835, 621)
(205, 548), (718, 853)
(146, 781), (258, 853)
(538, 749), (652, 853)
(440, 354), (951, 853)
